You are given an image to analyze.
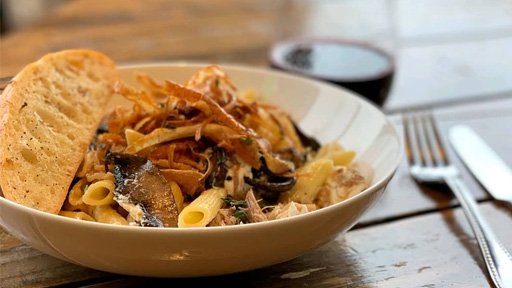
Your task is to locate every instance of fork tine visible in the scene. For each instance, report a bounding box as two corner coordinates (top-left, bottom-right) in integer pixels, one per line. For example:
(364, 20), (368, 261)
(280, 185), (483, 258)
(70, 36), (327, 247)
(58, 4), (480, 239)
(413, 112), (436, 167)
(403, 113), (423, 166)
(403, 113), (415, 165)
(424, 112), (449, 166)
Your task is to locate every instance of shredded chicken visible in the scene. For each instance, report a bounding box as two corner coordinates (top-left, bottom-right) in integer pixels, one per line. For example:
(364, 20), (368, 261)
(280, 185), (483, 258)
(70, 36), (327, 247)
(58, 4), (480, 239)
(208, 208), (239, 226)
(245, 190), (267, 223)
(315, 167), (369, 208)
(266, 202), (317, 220)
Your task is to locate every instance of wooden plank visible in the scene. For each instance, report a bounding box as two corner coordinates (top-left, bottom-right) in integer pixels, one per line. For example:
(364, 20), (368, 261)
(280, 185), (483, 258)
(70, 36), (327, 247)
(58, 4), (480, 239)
(0, 226), (109, 288)
(3, 203), (509, 288)
(0, 0), (392, 76)
(259, 202), (512, 288)
(0, 0), (283, 76)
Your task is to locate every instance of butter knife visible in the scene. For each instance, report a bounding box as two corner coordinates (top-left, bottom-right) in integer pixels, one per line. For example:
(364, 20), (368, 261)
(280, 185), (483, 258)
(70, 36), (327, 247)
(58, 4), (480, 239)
(449, 125), (512, 204)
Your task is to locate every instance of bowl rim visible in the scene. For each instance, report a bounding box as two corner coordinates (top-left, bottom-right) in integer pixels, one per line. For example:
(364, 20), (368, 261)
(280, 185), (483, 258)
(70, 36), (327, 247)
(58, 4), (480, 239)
(0, 62), (402, 234)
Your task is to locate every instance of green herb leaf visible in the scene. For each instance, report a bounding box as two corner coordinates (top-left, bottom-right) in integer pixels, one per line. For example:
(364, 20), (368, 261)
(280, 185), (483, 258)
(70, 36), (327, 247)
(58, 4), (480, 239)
(233, 209), (249, 222)
(223, 196), (248, 209)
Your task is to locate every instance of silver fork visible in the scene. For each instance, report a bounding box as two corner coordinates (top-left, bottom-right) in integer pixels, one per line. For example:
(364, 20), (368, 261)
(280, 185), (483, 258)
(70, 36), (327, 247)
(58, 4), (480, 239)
(403, 111), (512, 288)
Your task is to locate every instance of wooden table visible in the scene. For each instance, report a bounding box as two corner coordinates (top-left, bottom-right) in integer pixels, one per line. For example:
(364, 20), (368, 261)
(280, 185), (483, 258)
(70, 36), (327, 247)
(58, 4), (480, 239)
(1, 1), (511, 287)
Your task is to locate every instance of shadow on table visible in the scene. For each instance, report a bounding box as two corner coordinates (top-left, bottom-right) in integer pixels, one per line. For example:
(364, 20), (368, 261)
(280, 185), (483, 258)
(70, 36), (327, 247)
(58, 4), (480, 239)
(413, 179), (509, 288)
(494, 201), (512, 216)
(439, 208), (494, 287)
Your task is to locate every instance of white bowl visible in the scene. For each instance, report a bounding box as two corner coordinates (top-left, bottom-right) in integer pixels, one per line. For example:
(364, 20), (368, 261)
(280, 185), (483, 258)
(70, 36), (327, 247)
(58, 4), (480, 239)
(0, 63), (401, 277)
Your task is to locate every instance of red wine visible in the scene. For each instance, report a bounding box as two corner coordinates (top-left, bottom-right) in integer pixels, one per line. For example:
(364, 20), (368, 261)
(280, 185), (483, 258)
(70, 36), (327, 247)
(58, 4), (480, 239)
(270, 39), (394, 106)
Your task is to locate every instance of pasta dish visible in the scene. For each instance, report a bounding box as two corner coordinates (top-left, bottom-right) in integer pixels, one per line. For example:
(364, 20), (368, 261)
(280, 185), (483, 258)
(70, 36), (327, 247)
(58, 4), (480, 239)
(60, 66), (371, 227)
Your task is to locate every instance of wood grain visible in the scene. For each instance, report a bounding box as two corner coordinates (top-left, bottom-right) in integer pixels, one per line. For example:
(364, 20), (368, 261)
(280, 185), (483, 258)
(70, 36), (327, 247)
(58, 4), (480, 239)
(2, 203), (510, 288)
(0, 0), (286, 77)
(0, 227), (108, 288)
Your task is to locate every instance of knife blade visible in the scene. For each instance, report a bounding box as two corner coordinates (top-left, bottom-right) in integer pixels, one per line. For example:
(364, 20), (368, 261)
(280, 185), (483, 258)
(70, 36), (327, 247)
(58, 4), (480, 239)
(449, 125), (512, 203)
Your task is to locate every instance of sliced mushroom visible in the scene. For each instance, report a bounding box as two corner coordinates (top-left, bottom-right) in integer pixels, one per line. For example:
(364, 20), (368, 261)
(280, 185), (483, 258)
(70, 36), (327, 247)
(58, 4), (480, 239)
(244, 158), (297, 203)
(292, 122), (321, 151)
(244, 174), (296, 202)
(106, 153), (179, 227)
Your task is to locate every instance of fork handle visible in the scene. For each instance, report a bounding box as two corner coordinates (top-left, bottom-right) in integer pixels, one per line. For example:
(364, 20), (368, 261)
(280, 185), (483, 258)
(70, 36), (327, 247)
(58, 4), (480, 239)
(445, 176), (512, 288)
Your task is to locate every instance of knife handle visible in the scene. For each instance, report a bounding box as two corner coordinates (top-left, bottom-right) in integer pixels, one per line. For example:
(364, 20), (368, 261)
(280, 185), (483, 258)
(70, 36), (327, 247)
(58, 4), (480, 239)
(446, 176), (512, 288)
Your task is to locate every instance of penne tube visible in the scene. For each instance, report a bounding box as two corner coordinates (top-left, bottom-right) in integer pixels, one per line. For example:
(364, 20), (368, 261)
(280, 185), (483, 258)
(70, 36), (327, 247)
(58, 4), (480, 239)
(170, 181), (184, 213)
(315, 141), (356, 166)
(315, 141), (344, 160)
(76, 152), (95, 177)
(93, 205), (128, 225)
(61, 200), (94, 216)
(331, 150), (356, 166)
(59, 211), (96, 222)
(82, 180), (115, 206)
(282, 159), (334, 204)
(178, 187), (227, 228)
(68, 178), (87, 206)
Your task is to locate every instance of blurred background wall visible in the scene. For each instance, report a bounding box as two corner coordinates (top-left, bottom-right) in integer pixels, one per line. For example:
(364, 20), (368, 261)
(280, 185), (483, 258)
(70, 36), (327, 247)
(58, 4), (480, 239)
(1, 0), (67, 33)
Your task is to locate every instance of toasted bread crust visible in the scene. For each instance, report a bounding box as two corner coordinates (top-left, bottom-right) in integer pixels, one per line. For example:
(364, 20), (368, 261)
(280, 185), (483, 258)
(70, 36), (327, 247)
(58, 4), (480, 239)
(0, 49), (118, 213)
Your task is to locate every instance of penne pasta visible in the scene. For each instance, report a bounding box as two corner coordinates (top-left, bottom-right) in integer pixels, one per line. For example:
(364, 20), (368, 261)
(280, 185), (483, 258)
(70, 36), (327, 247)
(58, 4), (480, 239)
(170, 181), (184, 213)
(76, 152), (95, 177)
(282, 159), (334, 204)
(331, 150), (356, 166)
(85, 171), (115, 183)
(315, 141), (355, 166)
(59, 211), (96, 222)
(178, 187), (227, 228)
(68, 178), (87, 206)
(315, 141), (343, 158)
(93, 205), (128, 225)
(82, 180), (115, 206)
(61, 201), (94, 216)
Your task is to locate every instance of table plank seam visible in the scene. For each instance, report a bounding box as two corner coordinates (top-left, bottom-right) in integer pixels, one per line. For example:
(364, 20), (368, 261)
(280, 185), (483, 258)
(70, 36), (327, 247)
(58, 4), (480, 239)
(353, 198), (495, 230)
